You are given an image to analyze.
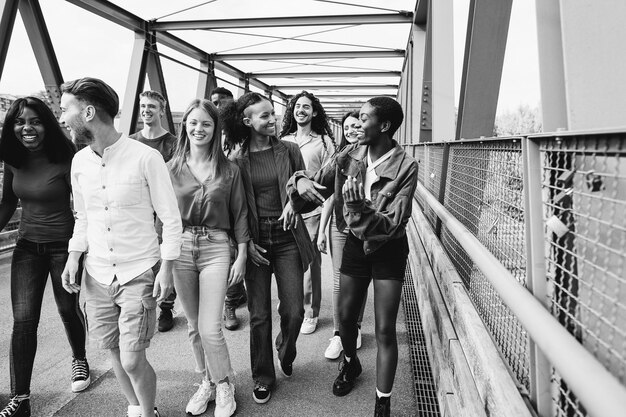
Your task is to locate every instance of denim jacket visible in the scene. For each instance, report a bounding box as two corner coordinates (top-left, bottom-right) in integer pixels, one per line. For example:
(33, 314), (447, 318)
(231, 137), (315, 270)
(287, 140), (418, 255)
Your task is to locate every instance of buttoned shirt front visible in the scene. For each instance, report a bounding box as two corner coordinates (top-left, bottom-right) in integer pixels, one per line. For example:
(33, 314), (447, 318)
(68, 135), (182, 285)
(282, 132), (335, 218)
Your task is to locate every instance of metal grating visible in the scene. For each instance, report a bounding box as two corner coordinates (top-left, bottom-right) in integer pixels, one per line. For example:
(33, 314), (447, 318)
(402, 265), (441, 417)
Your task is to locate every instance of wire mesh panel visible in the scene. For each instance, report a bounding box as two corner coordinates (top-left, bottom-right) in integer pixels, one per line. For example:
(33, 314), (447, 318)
(440, 139), (530, 390)
(540, 133), (626, 417)
(414, 143), (446, 230)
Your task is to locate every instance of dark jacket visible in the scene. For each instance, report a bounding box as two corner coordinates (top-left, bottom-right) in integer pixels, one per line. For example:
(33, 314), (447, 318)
(287, 140), (418, 255)
(231, 137), (315, 270)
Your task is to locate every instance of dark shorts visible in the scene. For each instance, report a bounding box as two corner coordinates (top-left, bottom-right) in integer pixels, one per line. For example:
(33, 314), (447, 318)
(340, 232), (409, 281)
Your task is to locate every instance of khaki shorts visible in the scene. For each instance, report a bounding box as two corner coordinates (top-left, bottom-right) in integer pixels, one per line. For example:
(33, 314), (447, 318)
(84, 267), (158, 352)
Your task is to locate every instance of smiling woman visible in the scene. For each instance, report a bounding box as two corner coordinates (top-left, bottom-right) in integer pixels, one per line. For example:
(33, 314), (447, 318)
(0, 96), (89, 417)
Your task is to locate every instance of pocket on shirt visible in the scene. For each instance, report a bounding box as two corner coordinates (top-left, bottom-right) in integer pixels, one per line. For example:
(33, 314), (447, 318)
(110, 177), (143, 207)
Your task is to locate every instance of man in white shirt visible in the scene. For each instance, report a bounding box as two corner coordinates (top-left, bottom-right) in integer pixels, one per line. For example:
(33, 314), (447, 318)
(60, 77), (182, 417)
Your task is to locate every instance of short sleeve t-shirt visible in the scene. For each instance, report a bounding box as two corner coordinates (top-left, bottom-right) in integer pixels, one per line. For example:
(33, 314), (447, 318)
(129, 131), (177, 162)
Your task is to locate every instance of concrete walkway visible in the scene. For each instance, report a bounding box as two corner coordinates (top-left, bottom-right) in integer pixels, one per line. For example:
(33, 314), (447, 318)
(0, 252), (417, 416)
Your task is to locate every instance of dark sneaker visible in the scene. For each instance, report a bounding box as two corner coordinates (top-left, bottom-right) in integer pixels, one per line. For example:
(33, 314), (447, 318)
(237, 291), (248, 308)
(71, 357), (91, 392)
(252, 382), (271, 404)
(279, 359), (292, 378)
(0, 397), (30, 417)
(158, 308), (174, 332)
(154, 407), (160, 417)
(374, 396), (391, 417)
(224, 306), (240, 331)
(332, 355), (362, 396)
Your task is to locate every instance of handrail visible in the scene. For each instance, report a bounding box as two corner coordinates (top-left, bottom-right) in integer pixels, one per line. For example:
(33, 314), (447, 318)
(415, 181), (626, 417)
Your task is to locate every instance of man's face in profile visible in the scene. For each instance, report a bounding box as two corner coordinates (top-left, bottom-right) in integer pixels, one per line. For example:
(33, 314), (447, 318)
(211, 93), (233, 109)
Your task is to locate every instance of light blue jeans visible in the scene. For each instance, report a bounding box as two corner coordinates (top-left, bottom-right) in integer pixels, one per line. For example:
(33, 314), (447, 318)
(174, 227), (234, 382)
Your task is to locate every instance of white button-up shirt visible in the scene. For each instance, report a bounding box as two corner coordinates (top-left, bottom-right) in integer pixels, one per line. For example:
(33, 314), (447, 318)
(68, 135), (182, 285)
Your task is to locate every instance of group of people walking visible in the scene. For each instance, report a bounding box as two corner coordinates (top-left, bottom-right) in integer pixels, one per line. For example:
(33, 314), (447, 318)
(0, 76), (417, 417)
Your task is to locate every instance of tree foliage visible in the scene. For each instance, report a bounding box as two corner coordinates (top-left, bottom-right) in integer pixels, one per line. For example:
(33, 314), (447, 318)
(494, 104), (542, 136)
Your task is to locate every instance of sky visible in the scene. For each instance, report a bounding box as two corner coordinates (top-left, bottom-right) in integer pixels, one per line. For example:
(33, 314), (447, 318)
(0, 0), (540, 116)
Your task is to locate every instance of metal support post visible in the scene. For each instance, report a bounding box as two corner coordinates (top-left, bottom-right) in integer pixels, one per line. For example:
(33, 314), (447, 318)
(522, 137), (552, 417)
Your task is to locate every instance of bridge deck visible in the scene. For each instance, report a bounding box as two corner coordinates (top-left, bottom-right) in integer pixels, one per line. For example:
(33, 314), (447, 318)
(0, 251), (418, 416)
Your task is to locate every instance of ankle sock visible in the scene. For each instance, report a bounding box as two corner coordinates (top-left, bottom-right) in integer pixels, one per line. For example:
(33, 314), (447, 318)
(344, 355), (352, 363)
(15, 394), (30, 401)
(376, 389), (391, 399)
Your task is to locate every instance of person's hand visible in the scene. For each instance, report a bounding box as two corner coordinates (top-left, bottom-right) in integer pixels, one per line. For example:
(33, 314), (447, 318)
(248, 240), (270, 267)
(278, 203), (298, 231)
(317, 232), (327, 254)
(229, 255), (246, 286)
(296, 177), (326, 206)
(61, 251), (83, 294)
(153, 260), (174, 302)
(342, 175), (365, 204)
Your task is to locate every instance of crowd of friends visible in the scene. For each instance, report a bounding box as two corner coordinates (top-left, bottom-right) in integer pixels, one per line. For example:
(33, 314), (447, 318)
(0, 77), (418, 417)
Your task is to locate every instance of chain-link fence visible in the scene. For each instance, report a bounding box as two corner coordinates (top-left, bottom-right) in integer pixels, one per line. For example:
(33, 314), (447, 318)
(410, 131), (626, 417)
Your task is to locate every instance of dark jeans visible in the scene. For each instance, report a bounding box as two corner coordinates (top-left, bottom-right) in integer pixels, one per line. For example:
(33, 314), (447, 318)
(245, 218), (304, 387)
(224, 281), (247, 308)
(10, 238), (87, 395)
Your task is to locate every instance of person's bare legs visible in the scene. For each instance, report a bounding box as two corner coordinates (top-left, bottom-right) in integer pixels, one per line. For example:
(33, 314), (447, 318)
(110, 347), (156, 416)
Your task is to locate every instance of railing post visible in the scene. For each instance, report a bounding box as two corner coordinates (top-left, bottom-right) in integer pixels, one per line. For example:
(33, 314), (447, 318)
(435, 142), (450, 237)
(522, 137), (551, 416)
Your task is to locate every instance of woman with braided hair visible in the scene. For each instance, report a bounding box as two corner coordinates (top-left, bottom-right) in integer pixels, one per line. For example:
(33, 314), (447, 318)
(279, 91), (336, 336)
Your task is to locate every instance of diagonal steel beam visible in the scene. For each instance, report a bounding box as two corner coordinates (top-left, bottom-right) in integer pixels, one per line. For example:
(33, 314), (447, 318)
(152, 13), (413, 31)
(0, 0), (19, 80)
(215, 50), (404, 61)
(19, 0), (64, 115)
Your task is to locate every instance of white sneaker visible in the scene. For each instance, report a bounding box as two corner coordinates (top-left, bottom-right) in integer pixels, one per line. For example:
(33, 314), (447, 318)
(324, 335), (343, 359)
(186, 378), (216, 416)
(215, 382), (237, 417)
(300, 317), (318, 334)
(357, 328), (362, 349)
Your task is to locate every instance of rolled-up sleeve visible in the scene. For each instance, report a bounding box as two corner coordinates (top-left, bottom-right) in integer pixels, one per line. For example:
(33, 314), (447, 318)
(143, 151), (182, 260)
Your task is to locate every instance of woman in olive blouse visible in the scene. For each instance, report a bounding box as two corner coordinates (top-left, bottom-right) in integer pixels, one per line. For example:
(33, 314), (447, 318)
(168, 99), (249, 417)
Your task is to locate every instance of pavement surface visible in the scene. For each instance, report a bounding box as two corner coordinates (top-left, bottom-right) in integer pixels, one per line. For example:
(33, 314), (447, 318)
(0, 251), (417, 416)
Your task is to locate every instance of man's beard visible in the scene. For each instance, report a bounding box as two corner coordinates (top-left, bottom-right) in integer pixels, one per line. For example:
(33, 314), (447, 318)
(72, 125), (94, 147)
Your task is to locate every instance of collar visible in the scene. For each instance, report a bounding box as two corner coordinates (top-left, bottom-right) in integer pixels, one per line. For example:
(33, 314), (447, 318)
(348, 140), (404, 180)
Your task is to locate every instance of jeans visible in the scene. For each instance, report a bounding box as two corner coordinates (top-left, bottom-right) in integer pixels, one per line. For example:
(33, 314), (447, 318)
(10, 238), (87, 396)
(329, 216), (366, 331)
(303, 215), (322, 319)
(174, 228), (234, 382)
(246, 218), (304, 387)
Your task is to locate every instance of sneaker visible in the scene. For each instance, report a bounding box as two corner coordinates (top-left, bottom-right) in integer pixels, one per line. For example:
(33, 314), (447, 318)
(186, 378), (216, 415)
(300, 317), (318, 334)
(237, 292), (248, 308)
(279, 359), (292, 378)
(158, 308), (174, 332)
(71, 357), (91, 392)
(224, 306), (240, 331)
(215, 381), (237, 417)
(0, 397), (30, 417)
(374, 396), (391, 417)
(324, 335), (343, 360)
(154, 407), (160, 417)
(356, 328), (362, 350)
(332, 355), (362, 397)
(252, 382), (271, 404)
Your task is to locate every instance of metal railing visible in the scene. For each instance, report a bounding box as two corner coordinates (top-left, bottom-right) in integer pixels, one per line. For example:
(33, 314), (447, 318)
(405, 130), (626, 417)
